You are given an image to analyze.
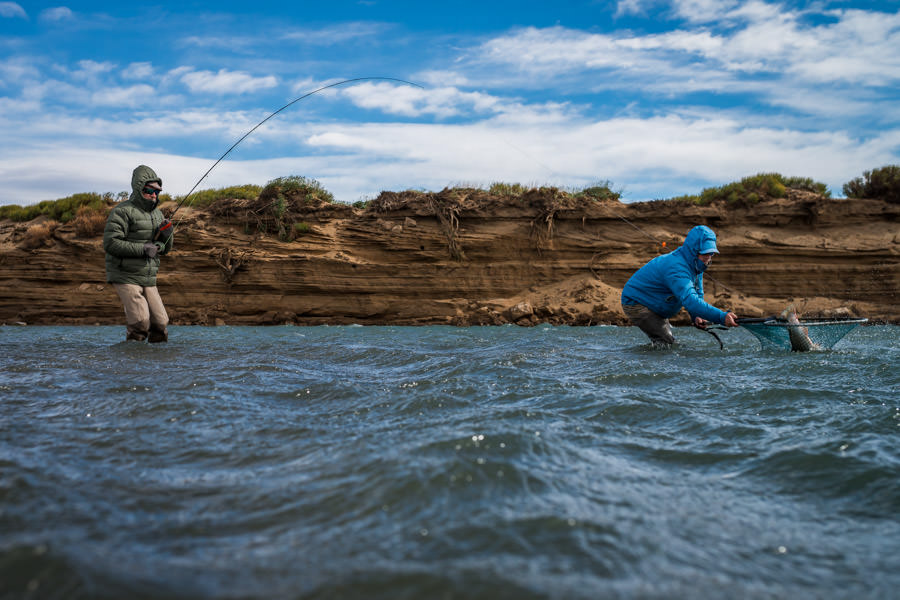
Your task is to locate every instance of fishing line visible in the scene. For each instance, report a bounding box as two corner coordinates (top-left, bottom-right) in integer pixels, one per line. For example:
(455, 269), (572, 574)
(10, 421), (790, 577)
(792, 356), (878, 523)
(165, 76), (424, 234)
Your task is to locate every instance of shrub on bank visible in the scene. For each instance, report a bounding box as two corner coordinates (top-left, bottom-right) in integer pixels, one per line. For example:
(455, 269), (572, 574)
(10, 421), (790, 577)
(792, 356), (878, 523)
(259, 176), (334, 205)
(671, 173), (831, 207)
(488, 182), (529, 196)
(174, 184), (262, 209)
(483, 181), (620, 202)
(843, 165), (900, 203)
(0, 192), (117, 223)
(575, 181), (621, 202)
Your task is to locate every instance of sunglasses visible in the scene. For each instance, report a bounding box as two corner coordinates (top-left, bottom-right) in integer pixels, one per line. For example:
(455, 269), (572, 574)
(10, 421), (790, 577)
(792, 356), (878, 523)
(142, 187), (162, 196)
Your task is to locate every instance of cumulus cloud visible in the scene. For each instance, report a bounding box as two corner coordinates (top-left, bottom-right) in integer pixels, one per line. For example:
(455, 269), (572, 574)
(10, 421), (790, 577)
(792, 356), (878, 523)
(670, 0), (740, 23)
(615, 0), (741, 22)
(339, 82), (502, 118)
(615, 0), (649, 18)
(475, 5), (900, 92)
(5, 107), (895, 206)
(72, 60), (117, 80)
(282, 116), (900, 200)
(0, 2), (26, 18)
(2, 0), (898, 208)
(0, 58), (40, 86)
(90, 84), (157, 108)
(415, 70), (472, 87)
(121, 62), (156, 81)
(178, 68), (278, 94)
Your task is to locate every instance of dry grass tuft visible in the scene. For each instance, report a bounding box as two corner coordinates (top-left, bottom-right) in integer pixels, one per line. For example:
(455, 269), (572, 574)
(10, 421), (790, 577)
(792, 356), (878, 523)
(21, 220), (59, 250)
(73, 205), (108, 238)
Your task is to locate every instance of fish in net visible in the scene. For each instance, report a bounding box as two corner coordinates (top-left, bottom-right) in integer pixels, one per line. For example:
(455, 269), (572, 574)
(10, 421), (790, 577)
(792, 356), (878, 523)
(739, 307), (867, 351)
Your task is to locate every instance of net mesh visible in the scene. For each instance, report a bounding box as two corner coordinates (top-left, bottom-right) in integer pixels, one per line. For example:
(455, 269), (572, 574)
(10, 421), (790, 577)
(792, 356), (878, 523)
(740, 318), (867, 351)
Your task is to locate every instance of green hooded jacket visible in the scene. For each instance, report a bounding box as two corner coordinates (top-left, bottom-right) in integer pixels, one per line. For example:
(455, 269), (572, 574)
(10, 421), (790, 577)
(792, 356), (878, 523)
(103, 165), (174, 286)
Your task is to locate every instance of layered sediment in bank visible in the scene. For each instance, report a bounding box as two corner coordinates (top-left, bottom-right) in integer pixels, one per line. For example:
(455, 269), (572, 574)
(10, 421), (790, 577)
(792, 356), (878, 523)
(1, 188), (897, 325)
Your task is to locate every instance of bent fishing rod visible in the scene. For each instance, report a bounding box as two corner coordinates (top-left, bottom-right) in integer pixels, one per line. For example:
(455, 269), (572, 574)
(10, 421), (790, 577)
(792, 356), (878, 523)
(155, 76), (423, 241)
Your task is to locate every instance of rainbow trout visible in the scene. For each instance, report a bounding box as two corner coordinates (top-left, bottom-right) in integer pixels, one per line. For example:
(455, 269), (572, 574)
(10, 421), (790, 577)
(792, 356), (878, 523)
(780, 305), (820, 352)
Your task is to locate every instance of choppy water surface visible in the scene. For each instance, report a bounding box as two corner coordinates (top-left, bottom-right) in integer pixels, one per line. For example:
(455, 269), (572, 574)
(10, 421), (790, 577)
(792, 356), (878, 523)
(1, 324), (898, 599)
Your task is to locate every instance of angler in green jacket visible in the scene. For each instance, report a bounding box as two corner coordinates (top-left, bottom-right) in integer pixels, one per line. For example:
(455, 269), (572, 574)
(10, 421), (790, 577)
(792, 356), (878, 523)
(103, 165), (174, 342)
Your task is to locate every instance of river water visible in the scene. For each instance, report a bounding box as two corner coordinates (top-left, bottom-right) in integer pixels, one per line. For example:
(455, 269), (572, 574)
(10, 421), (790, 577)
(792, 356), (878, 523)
(1, 324), (898, 599)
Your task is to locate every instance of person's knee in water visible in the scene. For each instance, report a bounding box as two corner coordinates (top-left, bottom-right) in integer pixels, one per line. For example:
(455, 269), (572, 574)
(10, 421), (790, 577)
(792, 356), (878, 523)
(103, 165), (174, 342)
(620, 225), (738, 345)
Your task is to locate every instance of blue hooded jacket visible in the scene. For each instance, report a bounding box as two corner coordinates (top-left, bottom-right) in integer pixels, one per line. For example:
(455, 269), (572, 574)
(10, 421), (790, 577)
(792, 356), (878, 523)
(620, 225), (727, 324)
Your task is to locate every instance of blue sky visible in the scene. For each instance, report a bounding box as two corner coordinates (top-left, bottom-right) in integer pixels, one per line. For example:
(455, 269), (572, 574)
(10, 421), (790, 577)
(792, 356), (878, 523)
(2, 0), (899, 205)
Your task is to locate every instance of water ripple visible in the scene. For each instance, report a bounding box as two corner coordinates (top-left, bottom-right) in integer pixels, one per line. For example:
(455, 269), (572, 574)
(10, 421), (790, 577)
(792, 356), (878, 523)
(1, 324), (898, 599)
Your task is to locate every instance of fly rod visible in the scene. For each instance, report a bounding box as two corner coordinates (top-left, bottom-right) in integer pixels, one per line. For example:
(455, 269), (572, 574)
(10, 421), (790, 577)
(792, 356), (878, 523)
(155, 76), (423, 241)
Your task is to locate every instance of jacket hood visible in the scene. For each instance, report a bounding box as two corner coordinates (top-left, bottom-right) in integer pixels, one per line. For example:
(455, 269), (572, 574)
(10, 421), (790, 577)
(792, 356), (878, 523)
(130, 165), (162, 211)
(681, 225), (717, 255)
(678, 225), (718, 273)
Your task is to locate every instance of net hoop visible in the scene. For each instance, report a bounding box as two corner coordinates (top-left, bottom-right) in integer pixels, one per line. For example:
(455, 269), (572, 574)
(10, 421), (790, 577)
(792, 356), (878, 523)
(760, 318), (868, 328)
(739, 316), (868, 350)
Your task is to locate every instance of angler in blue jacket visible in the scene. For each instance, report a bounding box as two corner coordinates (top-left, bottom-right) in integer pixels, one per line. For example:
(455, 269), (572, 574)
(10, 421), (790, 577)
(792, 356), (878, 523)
(621, 225), (738, 346)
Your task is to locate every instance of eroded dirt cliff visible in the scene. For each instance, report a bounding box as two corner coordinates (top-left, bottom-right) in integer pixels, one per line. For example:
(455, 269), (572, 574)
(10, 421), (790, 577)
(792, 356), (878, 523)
(1, 188), (898, 326)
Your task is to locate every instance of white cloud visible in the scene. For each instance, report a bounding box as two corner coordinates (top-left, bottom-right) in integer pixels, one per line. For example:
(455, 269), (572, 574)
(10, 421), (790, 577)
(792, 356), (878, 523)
(122, 62), (156, 81)
(178, 68), (278, 94)
(415, 70), (471, 87)
(2, 1), (898, 209)
(0, 2), (26, 18)
(90, 84), (157, 108)
(615, 0), (650, 18)
(0, 58), (40, 87)
(479, 27), (621, 73)
(290, 77), (320, 94)
(671, 0), (740, 23)
(71, 60), (117, 80)
(785, 9), (900, 83)
(0, 104), (271, 149)
(339, 82), (502, 118)
(2, 111), (897, 206)
(615, 0), (742, 23)
(279, 21), (390, 45)
(284, 116), (900, 200)
(474, 5), (900, 95)
(39, 6), (74, 22)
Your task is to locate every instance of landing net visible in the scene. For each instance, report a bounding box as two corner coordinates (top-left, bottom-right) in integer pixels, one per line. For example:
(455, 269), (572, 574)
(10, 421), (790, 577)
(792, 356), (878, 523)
(740, 317), (868, 351)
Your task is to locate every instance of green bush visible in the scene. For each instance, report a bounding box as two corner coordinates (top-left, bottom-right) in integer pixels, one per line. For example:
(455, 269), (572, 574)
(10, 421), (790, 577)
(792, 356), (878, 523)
(488, 182), (528, 196)
(690, 173), (830, 207)
(260, 175), (334, 205)
(294, 222), (311, 235)
(576, 181), (621, 202)
(782, 176), (830, 197)
(843, 165), (900, 203)
(176, 184), (262, 208)
(0, 192), (117, 223)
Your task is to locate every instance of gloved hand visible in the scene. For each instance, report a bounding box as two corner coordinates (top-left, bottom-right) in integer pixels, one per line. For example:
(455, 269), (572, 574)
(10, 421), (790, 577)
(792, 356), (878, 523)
(154, 218), (173, 242)
(143, 242), (158, 258)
